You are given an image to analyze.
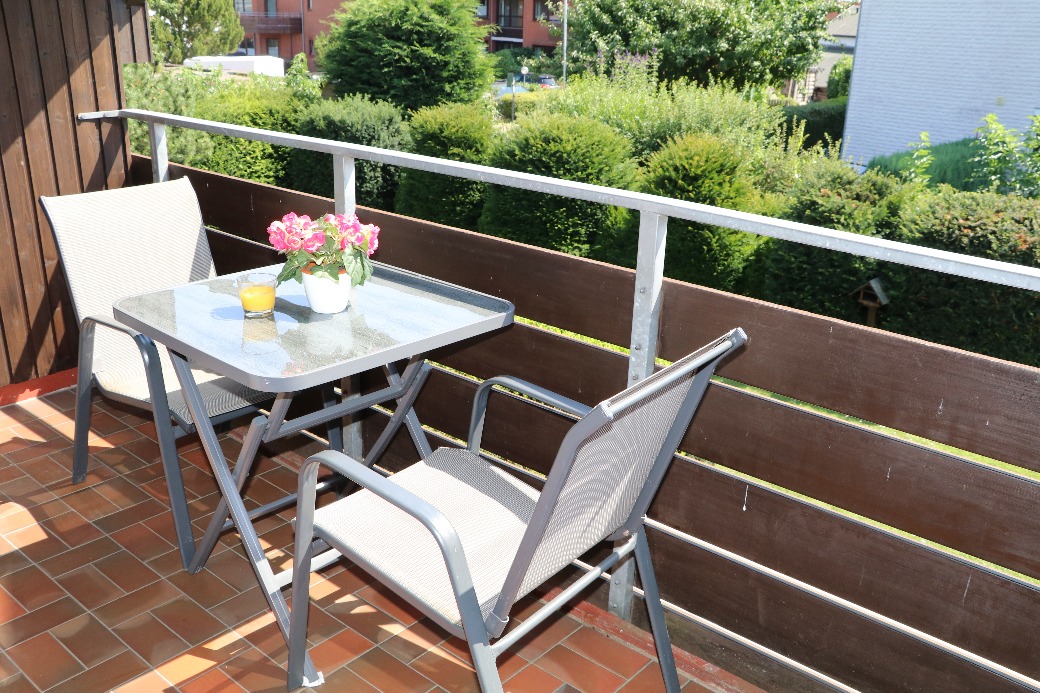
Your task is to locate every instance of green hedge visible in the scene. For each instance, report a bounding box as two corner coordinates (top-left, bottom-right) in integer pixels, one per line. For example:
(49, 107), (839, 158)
(394, 102), (493, 230)
(784, 96), (847, 149)
(827, 55), (853, 99)
(283, 96), (411, 210)
(479, 114), (637, 256)
(867, 137), (981, 191)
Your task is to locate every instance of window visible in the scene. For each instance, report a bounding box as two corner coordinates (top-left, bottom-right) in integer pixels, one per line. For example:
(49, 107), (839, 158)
(308, 39), (315, 55)
(265, 0), (276, 13)
(308, 0), (313, 9)
(266, 38), (279, 57)
(533, 0), (548, 20)
(498, 0), (523, 28)
(234, 0), (250, 11)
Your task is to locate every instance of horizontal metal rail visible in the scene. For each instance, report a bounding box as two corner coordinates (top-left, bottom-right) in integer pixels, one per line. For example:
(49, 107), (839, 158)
(81, 108), (1040, 292)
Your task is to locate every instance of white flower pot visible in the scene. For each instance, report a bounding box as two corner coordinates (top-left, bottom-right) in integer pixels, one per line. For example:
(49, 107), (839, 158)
(301, 267), (352, 314)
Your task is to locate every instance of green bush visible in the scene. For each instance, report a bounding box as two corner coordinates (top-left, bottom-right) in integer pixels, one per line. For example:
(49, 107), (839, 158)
(760, 162), (914, 321)
(283, 96), (411, 211)
(880, 188), (1040, 364)
(827, 55), (853, 99)
(783, 96), (847, 149)
(490, 47), (560, 81)
(479, 114), (637, 256)
(317, 0), (493, 112)
(394, 102), (493, 229)
(603, 134), (764, 291)
(496, 89), (550, 120)
(868, 137), (981, 191)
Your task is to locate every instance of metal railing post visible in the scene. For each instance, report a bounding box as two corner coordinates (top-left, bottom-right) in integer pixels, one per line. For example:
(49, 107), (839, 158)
(147, 123), (169, 183)
(609, 210), (668, 621)
(332, 153), (362, 458)
(333, 153), (356, 216)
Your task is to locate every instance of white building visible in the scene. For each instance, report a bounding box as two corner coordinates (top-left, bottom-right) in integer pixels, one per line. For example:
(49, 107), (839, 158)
(843, 0), (1040, 165)
(183, 55), (285, 77)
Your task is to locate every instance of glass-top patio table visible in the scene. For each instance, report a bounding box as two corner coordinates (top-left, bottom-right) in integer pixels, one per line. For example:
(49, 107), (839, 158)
(114, 262), (514, 686)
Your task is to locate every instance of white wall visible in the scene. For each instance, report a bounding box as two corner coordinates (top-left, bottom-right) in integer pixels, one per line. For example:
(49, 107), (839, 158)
(843, 0), (1040, 165)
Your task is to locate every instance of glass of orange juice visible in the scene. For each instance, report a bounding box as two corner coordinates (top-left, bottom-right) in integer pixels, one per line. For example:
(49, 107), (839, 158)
(236, 273), (277, 318)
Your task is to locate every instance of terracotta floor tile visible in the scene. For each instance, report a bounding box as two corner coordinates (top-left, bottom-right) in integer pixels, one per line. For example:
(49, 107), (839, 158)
(348, 646), (436, 693)
(180, 667), (247, 693)
(155, 633), (253, 686)
(6, 631), (85, 689)
(94, 549), (162, 593)
(19, 455), (69, 486)
(110, 670), (173, 692)
(92, 446), (150, 476)
(5, 438), (71, 465)
(204, 547), (257, 593)
(562, 626), (651, 679)
(109, 521), (174, 562)
(6, 524), (67, 564)
(94, 578), (183, 628)
(381, 619), (448, 664)
(319, 591), (402, 644)
(41, 389), (77, 412)
(356, 583), (423, 626)
(510, 612), (583, 661)
(615, 663), (682, 693)
(36, 508), (104, 548)
(94, 497), (168, 537)
(209, 588), (269, 628)
(38, 535), (122, 578)
(0, 551), (30, 579)
(56, 564), (126, 610)
(48, 649), (150, 693)
(534, 644), (625, 693)
(0, 673), (39, 692)
(0, 476), (55, 511)
(222, 646), (289, 693)
(318, 664), (380, 692)
(309, 625), (374, 674)
(504, 663), (568, 693)
(408, 646), (482, 693)
(0, 650), (17, 682)
(91, 476), (152, 510)
(152, 595), (228, 646)
(0, 588), (26, 626)
(61, 486), (121, 521)
(168, 569), (239, 610)
(0, 563), (66, 610)
(147, 547), (189, 578)
(50, 612), (127, 668)
(113, 611), (191, 667)
(0, 596), (85, 648)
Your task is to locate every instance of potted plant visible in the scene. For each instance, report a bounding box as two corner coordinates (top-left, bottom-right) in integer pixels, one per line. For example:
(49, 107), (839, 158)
(267, 212), (380, 313)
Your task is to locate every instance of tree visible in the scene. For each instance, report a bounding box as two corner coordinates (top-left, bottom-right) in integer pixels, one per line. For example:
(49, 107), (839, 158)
(150, 0), (244, 64)
(316, 0), (493, 112)
(567, 0), (836, 89)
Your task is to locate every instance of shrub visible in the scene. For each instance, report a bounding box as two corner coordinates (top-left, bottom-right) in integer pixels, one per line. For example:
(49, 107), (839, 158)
(394, 102), (493, 229)
(880, 188), (1040, 365)
(478, 114), (637, 256)
(610, 134), (764, 291)
(283, 96), (411, 211)
(760, 162), (914, 321)
(783, 96), (847, 149)
(827, 55), (853, 99)
(317, 0), (493, 112)
(868, 137), (981, 191)
(496, 89), (550, 120)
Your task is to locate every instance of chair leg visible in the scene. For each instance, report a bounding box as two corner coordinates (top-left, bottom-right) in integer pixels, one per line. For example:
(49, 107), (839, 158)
(468, 638), (504, 693)
(72, 323), (99, 484)
(321, 383), (344, 452)
(634, 527), (681, 693)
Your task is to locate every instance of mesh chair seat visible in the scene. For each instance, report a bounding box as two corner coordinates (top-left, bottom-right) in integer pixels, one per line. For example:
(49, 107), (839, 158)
(311, 447), (540, 634)
(95, 356), (270, 425)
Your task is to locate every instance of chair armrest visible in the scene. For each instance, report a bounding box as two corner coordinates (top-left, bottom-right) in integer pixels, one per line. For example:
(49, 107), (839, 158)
(467, 376), (592, 454)
(296, 450), (485, 631)
(82, 313), (141, 338)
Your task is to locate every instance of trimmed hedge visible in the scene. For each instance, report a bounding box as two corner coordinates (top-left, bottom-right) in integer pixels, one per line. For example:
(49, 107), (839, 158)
(868, 137), (981, 192)
(784, 96), (847, 149)
(394, 102), (493, 230)
(196, 89), (299, 185)
(283, 96), (411, 211)
(479, 114), (637, 256)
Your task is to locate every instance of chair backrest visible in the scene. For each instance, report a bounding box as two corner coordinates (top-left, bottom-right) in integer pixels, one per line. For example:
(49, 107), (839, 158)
(488, 328), (747, 632)
(40, 178), (215, 377)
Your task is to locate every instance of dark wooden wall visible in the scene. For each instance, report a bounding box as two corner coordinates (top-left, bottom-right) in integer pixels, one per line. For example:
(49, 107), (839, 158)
(0, 0), (148, 387)
(151, 159), (1040, 692)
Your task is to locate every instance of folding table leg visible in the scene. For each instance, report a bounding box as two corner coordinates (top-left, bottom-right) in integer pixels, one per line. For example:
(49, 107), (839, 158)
(168, 352), (322, 686)
(363, 359), (433, 468)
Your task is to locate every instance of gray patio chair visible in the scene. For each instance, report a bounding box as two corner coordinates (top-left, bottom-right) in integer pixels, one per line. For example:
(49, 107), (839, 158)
(40, 178), (274, 561)
(287, 327), (748, 692)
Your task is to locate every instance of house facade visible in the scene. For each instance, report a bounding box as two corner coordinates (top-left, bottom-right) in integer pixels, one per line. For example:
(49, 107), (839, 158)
(843, 0), (1040, 164)
(481, 0), (557, 52)
(234, 0), (341, 71)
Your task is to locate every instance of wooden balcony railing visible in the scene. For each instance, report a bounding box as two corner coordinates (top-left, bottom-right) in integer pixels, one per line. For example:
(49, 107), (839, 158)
(102, 103), (1040, 692)
(238, 11), (302, 34)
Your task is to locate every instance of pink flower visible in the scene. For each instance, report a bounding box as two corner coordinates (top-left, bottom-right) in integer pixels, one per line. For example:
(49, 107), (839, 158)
(362, 224), (380, 256)
(302, 231), (325, 253)
(267, 221), (290, 251)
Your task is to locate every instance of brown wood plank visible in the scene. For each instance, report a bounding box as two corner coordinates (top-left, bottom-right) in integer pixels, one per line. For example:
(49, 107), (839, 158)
(61, 0), (106, 192)
(108, 0), (132, 68)
(84, 0), (127, 189)
(0, 2), (57, 381)
(651, 458), (1040, 684)
(660, 279), (1040, 473)
(651, 530), (1032, 693)
(684, 381), (1040, 581)
(129, 4), (150, 63)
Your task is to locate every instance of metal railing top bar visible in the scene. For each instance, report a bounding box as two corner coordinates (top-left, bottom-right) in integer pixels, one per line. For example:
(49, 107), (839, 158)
(80, 108), (1040, 293)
